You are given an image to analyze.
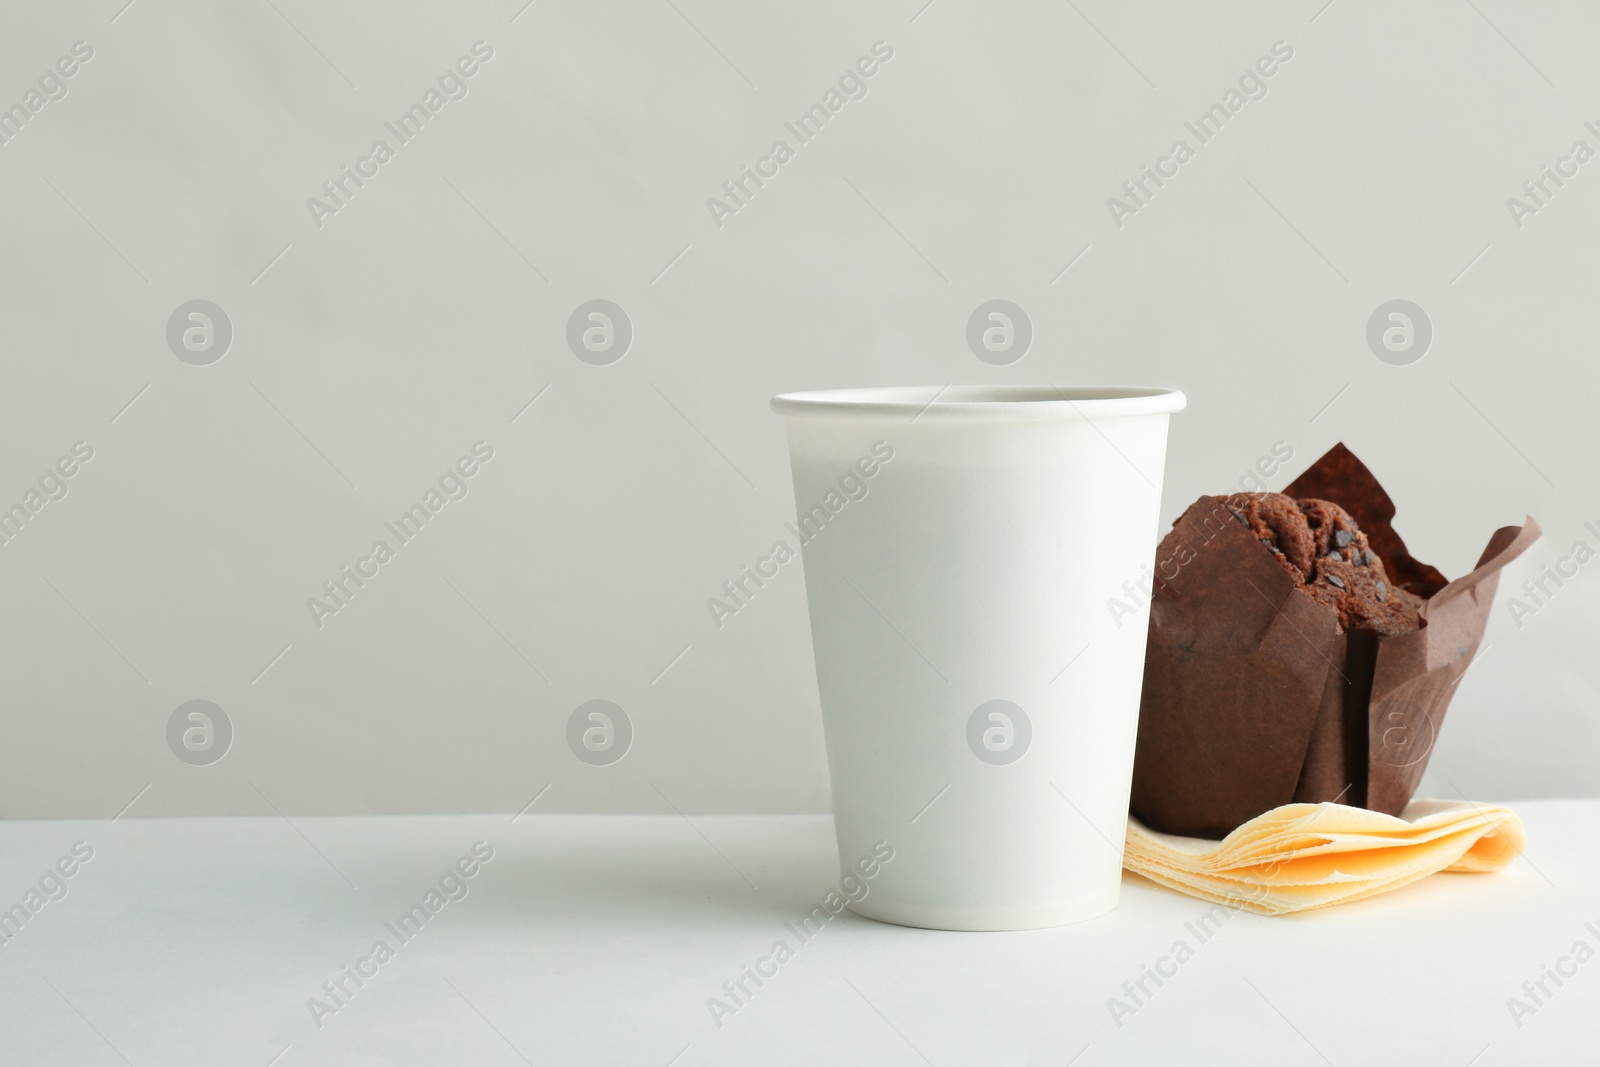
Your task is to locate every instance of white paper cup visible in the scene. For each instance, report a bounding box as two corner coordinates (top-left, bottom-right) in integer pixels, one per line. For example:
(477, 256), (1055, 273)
(772, 385), (1186, 930)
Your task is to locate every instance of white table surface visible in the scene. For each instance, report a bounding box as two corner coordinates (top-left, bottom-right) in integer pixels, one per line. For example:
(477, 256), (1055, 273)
(2, 802), (1593, 1066)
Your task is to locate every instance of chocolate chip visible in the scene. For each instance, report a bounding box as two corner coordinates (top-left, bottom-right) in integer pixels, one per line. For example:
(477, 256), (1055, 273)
(1334, 530), (1352, 548)
(1375, 580), (1387, 601)
(1326, 574), (1346, 589)
(1230, 507), (1249, 527)
(1327, 550), (1343, 562)
(1363, 550), (1376, 566)
(1261, 537), (1274, 548)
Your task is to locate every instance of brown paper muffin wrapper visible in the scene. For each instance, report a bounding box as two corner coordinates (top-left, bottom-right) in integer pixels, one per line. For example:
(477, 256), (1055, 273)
(1130, 443), (1540, 840)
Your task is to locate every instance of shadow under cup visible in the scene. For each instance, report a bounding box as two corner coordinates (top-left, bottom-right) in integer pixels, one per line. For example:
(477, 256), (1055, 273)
(772, 385), (1186, 931)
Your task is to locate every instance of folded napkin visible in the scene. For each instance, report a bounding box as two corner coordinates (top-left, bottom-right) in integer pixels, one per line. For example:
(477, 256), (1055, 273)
(1123, 798), (1526, 916)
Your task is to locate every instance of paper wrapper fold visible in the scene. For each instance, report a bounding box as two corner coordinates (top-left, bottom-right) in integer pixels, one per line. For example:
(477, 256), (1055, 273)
(1123, 799), (1526, 915)
(1131, 443), (1539, 839)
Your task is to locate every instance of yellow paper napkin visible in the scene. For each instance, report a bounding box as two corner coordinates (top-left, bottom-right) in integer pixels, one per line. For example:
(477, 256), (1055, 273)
(1123, 799), (1526, 916)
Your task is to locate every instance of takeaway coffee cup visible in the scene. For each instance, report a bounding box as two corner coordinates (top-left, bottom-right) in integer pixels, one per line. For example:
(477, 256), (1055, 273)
(772, 386), (1186, 930)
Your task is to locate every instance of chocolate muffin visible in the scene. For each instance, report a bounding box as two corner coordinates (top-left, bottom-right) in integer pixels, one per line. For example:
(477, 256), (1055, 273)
(1226, 492), (1423, 636)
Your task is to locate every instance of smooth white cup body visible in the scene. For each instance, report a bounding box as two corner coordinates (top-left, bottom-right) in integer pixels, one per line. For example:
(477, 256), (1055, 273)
(773, 386), (1185, 931)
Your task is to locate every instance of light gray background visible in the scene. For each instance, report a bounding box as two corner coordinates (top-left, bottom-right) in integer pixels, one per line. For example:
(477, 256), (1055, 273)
(1, 0), (1592, 818)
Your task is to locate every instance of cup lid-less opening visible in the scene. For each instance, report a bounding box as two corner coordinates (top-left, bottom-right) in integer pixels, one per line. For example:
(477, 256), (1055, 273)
(770, 385), (1186, 420)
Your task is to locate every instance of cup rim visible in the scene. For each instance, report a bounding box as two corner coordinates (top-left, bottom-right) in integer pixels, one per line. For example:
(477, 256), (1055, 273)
(770, 384), (1187, 420)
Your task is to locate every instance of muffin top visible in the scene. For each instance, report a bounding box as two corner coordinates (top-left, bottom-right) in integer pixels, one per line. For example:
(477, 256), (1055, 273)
(1226, 492), (1424, 636)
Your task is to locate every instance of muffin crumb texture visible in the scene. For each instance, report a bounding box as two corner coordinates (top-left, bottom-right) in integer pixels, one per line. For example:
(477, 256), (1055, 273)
(1226, 493), (1425, 635)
